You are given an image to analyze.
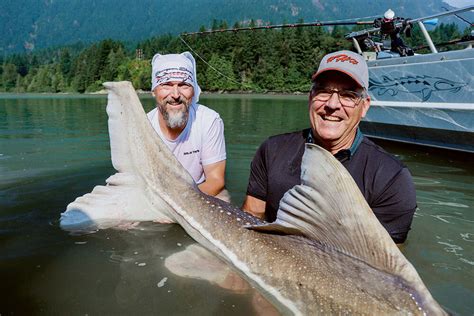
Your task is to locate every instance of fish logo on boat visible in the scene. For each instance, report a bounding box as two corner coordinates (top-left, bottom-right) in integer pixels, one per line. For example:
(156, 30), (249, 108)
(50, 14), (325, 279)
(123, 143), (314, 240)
(369, 75), (467, 102)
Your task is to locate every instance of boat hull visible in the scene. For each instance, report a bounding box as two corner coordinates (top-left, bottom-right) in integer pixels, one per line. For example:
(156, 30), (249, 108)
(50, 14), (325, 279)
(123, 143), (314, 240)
(364, 49), (474, 153)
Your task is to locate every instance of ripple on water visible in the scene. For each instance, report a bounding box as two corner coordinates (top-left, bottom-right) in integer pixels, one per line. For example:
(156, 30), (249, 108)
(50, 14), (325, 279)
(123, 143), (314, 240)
(459, 258), (474, 266)
(437, 241), (463, 256)
(107, 250), (138, 264)
(157, 277), (168, 287)
(433, 235), (474, 269)
(431, 215), (474, 225)
(432, 262), (462, 271)
(430, 215), (452, 224)
(460, 233), (474, 242)
(417, 212), (474, 225)
(422, 201), (469, 208)
(412, 176), (441, 186)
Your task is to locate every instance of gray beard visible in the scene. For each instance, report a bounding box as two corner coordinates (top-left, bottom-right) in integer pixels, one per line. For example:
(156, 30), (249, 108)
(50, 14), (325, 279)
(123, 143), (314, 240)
(163, 110), (188, 129)
(157, 99), (190, 129)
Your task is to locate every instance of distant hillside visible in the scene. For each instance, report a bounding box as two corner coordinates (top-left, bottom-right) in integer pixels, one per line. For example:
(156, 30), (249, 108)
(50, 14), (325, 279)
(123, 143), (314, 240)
(1, 0), (470, 53)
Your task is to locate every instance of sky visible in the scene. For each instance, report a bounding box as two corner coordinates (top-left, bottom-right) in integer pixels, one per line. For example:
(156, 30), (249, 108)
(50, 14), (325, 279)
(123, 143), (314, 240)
(442, 0), (473, 7)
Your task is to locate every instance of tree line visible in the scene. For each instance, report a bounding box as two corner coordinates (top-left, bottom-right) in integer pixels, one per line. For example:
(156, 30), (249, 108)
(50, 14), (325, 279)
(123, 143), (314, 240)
(0, 20), (468, 94)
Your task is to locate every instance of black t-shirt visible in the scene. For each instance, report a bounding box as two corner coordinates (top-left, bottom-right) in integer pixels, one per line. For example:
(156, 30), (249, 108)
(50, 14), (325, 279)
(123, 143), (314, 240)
(246, 129), (417, 243)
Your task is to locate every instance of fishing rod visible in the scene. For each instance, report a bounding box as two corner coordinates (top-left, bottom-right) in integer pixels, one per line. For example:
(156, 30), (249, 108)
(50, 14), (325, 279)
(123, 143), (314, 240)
(182, 5), (473, 37)
(181, 19), (374, 36)
(412, 35), (474, 51)
(442, 6), (473, 27)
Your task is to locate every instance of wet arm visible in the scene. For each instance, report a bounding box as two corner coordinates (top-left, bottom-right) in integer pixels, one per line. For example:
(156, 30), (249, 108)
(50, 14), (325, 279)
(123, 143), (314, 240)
(198, 160), (226, 196)
(242, 195), (266, 219)
(242, 140), (269, 220)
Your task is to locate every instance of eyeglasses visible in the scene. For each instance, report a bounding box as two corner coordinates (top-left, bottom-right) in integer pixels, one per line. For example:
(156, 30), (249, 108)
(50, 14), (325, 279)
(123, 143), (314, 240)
(312, 88), (364, 108)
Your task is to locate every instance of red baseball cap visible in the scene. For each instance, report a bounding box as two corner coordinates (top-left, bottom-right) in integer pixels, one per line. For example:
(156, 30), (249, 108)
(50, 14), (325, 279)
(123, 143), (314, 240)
(312, 50), (369, 90)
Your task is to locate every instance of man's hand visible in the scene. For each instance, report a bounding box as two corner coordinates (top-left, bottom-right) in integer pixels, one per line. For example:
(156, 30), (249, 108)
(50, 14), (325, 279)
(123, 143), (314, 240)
(242, 195), (266, 219)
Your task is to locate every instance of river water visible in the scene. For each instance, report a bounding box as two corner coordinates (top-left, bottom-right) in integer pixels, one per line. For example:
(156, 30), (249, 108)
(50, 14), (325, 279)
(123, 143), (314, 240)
(0, 93), (472, 314)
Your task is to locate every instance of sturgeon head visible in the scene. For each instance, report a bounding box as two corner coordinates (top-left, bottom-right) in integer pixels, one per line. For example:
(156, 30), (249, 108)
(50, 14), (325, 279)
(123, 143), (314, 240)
(60, 81), (447, 315)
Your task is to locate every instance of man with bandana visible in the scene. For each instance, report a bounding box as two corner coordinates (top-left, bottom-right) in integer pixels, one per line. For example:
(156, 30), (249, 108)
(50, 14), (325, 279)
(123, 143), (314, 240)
(147, 52), (227, 199)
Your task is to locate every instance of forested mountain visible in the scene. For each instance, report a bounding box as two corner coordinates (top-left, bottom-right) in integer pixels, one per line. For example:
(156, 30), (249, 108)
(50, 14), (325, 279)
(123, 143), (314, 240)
(1, 0), (470, 54)
(1, 21), (467, 94)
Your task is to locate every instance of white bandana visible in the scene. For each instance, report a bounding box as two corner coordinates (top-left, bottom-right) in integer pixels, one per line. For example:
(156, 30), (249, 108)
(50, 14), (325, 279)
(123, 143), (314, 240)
(151, 52), (201, 104)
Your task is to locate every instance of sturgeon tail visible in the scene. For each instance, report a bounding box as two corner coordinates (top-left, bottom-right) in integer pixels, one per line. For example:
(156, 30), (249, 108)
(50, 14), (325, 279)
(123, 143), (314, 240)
(60, 81), (194, 232)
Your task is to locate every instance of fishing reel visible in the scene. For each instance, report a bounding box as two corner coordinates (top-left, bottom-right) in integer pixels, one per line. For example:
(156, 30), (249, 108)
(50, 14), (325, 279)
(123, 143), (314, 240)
(372, 9), (414, 56)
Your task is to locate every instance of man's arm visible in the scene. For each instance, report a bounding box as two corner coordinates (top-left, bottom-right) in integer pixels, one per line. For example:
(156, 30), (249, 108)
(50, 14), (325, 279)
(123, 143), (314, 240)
(198, 160), (226, 196)
(242, 195), (266, 219)
(372, 167), (417, 245)
(241, 139), (270, 220)
(199, 112), (226, 197)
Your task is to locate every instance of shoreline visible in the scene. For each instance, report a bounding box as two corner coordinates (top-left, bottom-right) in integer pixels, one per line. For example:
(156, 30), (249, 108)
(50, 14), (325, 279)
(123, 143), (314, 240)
(0, 89), (310, 98)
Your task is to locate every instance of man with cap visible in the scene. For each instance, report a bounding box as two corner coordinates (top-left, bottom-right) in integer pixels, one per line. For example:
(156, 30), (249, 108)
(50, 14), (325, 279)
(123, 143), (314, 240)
(148, 52), (227, 199)
(242, 50), (417, 244)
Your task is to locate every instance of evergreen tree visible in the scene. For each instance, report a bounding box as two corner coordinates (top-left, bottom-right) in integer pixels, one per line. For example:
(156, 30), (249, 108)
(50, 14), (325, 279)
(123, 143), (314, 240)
(1, 64), (17, 91)
(51, 64), (66, 92)
(102, 48), (124, 81)
(205, 54), (238, 91)
(14, 74), (25, 93)
(117, 62), (132, 81)
(59, 48), (72, 80)
(71, 49), (90, 92)
(27, 65), (53, 92)
(128, 59), (151, 90)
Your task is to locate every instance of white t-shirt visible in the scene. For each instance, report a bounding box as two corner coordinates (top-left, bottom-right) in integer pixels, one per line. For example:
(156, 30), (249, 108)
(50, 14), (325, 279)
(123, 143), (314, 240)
(147, 103), (226, 184)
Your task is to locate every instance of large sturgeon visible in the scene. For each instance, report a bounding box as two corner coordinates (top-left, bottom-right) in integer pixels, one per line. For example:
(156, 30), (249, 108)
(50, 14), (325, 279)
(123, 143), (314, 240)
(60, 81), (446, 315)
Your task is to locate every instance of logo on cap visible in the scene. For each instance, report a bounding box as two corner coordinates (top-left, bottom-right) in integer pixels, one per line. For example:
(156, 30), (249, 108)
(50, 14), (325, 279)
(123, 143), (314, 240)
(327, 54), (359, 65)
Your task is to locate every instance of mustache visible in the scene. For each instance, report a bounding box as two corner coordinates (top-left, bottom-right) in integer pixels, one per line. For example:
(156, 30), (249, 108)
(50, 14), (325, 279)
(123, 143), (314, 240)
(165, 96), (188, 105)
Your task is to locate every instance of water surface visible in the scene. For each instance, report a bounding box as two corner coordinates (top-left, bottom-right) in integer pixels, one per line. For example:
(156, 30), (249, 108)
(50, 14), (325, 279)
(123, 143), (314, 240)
(0, 93), (472, 314)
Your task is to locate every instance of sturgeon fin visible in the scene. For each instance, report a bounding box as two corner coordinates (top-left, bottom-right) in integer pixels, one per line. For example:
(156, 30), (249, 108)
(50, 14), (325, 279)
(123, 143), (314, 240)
(61, 81), (195, 231)
(60, 172), (173, 231)
(249, 144), (430, 290)
(165, 244), (251, 293)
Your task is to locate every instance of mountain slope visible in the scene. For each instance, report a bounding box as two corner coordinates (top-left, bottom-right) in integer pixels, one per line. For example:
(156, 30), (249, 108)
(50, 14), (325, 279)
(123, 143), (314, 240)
(0, 0), (469, 53)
